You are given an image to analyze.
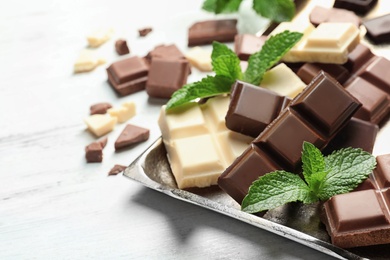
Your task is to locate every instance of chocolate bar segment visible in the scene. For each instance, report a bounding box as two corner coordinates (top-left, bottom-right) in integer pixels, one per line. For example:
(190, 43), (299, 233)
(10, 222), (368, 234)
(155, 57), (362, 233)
(333, 0), (377, 15)
(309, 6), (361, 27)
(373, 154), (390, 189)
(234, 34), (267, 61)
(188, 19), (238, 47)
(297, 63), (350, 85)
(363, 14), (390, 44)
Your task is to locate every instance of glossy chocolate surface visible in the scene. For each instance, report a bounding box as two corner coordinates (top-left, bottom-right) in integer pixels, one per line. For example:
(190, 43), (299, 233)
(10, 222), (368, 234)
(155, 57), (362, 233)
(188, 19), (237, 47)
(297, 63), (350, 84)
(363, 14), (390, 44)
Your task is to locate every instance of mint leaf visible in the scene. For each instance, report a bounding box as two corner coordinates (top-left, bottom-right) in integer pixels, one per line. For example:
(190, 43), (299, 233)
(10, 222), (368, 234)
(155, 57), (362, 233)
(211, 42), (243, 80)
(241, 171), (317, 213)
(165, 75), (234, 110)
(317, 148), (376, 200)
(253, 0), (295, 22)
(202, 0), (243, 13)
(243, 31), (302, 85)
(301, 141), (325, 186)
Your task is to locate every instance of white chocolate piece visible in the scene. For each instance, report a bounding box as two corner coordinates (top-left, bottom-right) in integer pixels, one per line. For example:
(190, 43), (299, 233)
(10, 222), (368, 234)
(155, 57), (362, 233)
(185, 46), (212, 72)
(270, 22), (360, 64)
(84, 114), (117, 137)
(158, 96), (253, 189)
(108, 101), (136, 123)
(260, 63), (306, 98)
(74, 49), (106, 73)
(87, 28), (114, 48)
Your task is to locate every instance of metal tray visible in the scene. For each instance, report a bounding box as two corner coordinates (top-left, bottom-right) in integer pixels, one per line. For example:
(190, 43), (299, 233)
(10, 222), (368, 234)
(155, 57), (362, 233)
(123, 137), (390, 260)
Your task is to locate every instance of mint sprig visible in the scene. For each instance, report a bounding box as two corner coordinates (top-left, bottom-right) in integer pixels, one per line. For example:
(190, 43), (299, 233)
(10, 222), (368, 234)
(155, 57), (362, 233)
(202, 0), (295, 23)
(166, 31), (302, 110)
(241, 142), (377, 214)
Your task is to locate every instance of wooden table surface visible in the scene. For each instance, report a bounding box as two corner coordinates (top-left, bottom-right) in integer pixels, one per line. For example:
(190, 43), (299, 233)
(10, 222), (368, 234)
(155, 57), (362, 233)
(1, 0), (389, 259)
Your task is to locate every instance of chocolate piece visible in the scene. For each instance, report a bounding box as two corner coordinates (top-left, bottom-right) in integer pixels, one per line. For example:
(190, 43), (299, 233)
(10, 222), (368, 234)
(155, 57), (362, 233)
(219, 72), (361, 203)
(344, 43), (374, 73)
(115, 124), (149, 150)
(146, 57), (190, 99)
(145, 44), (185, 64)
(96, 136), (108, 149)
(297, 63), (350, 85)
(333, 0), (377, 15)
(85, 137), (107, 163)
(234, 34), (267, 61)
(106, 56), (148, 96)
(309, 6), (361, 27)
(363, 14), (390, 44)
(138, 27), (152, 37)
(225, 81), (290, 138)
(358, 56), (390, 96)
(115, 39), (130, 55)
(324, 117), (378, 154)
(90, 102), (112, 115)
(108, 164), (127, 175)
(188, 19), (238, 47)
(322, 154), (390, 248)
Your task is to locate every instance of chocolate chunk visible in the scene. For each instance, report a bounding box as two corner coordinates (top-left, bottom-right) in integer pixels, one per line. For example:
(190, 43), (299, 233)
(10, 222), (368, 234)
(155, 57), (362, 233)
(188, 19), (238, 47)
(358, 56), (390, 96)
(145, 44), (186, 64)
(106, 56), (148, 96)
(115, 39), (130, 55)
(138, 27), (152, 37)
(146, 57), (190, 99)
(333, 0), (378, 15)
(108, 164), (127, 175)
(85, 137), (107, 163)
(90, 102), (112, 115)
(114, 124), (149, 150)
(363, 14), (390, 44)
(234, 34), (267, 61)
(297, 63), (350, 85)
(344, 43), (375, 73)
(225, 81), (290, 138)
(309, 6), (361, 27)
(218, 72), (361, 203)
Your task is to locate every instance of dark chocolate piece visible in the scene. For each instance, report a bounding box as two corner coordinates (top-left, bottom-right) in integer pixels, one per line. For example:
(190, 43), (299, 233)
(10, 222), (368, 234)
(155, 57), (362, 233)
(297, 63), (350, 85)
(138, 27), (152, 37)
(115, 124), (149, 150)
(333, 0), (377, 15)
(322, 154), (390, 248)
(108, 164), (127, 175)
(344, 43), (375, 73)
(234, 34), (267, 61)
(225, 81), (290, 138)
(115, 39), (130, 55)
(309, 6), (361, 27)
(363, 14), (390, 44)
(218, 72), (361, 203)
(90, 102), (112, 115)
(85, 137), (107, 163)
(146, 57), (190, 99)
(106, 56), (149, 96)
(358, 56), (390, 96)
(188, 19), (238, 47)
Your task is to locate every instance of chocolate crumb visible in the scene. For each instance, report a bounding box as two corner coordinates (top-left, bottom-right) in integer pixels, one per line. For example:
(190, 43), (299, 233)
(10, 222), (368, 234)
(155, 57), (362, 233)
(108, 164), (127, 175)
(138, 27), (152, 37)
(115, 39), (130, 55)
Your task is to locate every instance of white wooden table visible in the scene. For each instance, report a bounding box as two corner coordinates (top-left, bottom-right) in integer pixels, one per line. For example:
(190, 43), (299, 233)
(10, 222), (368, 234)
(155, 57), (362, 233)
(1, 0), (388, 259)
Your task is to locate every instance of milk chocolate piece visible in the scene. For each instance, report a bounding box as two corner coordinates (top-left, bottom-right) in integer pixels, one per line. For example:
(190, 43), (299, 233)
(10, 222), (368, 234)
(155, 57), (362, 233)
(333, 0), (377, 15)
(85, 137), (107, 163)
(219, 72), (361, 203)
(358, 56), (390, 95)
(115, 39), (130, 55)
(226, 81), (290, 138)
(363, 14), (390, 44)
(297, 63), (350, 84)
(309, 6), (361, 27)
(108, 164), (127, 175)
(90, 102), (112, 115)
(146, 57), (190, 99)
(106, 56), (149, 96)
(344, 43), (374, 73)
(145, 44), (185, 64)
(138, 27), (152, 37)
(188, 19), (238, 47)
(234, 34), (267, 61)
(114, 124), (149, 150)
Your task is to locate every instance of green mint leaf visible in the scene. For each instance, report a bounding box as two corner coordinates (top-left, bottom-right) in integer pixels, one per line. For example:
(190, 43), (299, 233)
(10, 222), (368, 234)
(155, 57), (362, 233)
(253, 0), (295, 22)
(317, 148), (377, 200)
(243, 30), (302, 85)
(211, 41), (237, 61)
(241, 171), (317, 213)
(211, 42), (242, 80)
(202, 0), (243, 14)
(301, 141), (325, 186)
(165, 75), (234, 110)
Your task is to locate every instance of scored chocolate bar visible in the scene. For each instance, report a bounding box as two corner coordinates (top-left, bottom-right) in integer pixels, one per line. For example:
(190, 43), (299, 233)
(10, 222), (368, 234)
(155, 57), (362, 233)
(322, 154), (390, 248)
(218, 72), (361, 204)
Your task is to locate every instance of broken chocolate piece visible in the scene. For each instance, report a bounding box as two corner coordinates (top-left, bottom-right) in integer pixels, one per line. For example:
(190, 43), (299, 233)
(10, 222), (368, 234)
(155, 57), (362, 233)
(108, 164), (127, 175)
(188, 19), (238, 47)
(145, 44), (185, 63)
(85, 137), (107, 163)
(309, 6), (361, 27)
(114, 124), (149, 150)
(363, 14), (390, 44)
(333, 0), (378, 15)
(138, 27), (152, 37)
(90, 102), (112, 115)
(115, 39), (130, 55)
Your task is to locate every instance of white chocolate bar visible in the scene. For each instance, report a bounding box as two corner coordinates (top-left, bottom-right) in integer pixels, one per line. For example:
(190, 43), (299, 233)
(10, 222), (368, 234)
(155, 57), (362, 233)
(74, 49), (106, 73)
(158, 96), (253, 189)
(260, 63), (306, 98)
(185, 46), (212, 72)
(270, 22), (360, 64)
(108, 101), (136, 123)
(87, 28), (114, 48)
(84, 114), (117, 137)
